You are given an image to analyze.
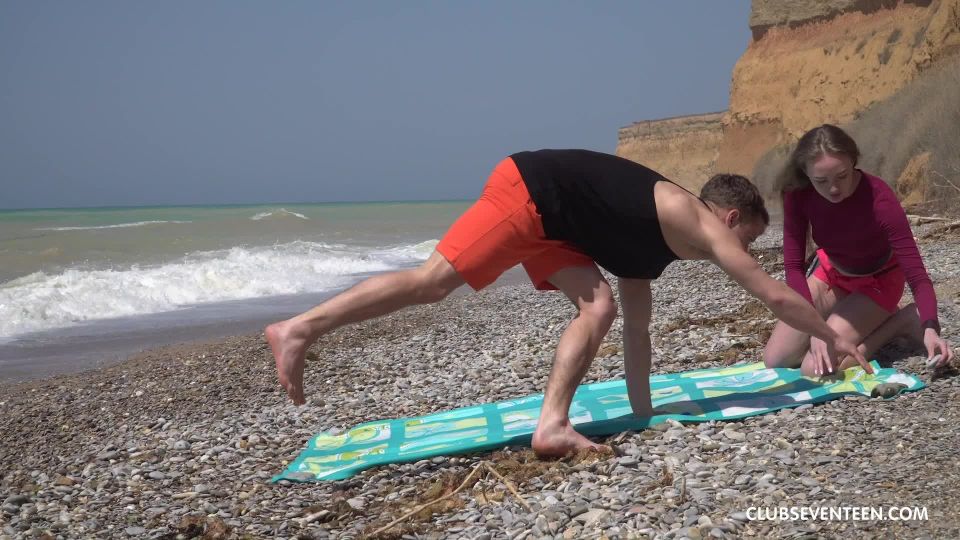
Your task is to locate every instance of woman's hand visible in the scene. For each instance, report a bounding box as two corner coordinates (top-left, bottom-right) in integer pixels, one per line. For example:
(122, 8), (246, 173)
(808, 336), (834, 376)
(924, 328), (953, 368)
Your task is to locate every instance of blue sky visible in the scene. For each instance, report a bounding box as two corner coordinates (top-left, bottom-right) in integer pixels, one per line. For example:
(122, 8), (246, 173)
(0, 1), (751, 209)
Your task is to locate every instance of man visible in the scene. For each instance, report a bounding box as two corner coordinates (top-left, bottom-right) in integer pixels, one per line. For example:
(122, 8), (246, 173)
(266, 149), (866, 457)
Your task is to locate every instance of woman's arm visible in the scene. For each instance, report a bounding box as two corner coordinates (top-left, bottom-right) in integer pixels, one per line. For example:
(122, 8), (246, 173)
(876, 182), (939, 330)
(875, 181), (950, 364)
(782, 190), (814, 303)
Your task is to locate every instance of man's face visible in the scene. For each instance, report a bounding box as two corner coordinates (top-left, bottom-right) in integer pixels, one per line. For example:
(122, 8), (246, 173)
(730, 216), (767, 250)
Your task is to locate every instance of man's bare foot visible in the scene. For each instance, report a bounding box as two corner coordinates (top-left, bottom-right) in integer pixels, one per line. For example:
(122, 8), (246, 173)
(265, 319), (314, 405)
(531, 421), (610, 458)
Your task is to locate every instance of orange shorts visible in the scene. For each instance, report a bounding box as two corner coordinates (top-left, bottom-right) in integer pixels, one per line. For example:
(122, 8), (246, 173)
(436, 157), (595, 291)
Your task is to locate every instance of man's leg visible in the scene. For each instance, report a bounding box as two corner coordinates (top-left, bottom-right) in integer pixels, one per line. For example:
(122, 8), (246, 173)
(266, 251), (465, 404)
(531, 265), (617, 457)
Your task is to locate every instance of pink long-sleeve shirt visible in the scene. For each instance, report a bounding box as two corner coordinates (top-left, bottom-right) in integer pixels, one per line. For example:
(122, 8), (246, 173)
(782, 170), (939, 329)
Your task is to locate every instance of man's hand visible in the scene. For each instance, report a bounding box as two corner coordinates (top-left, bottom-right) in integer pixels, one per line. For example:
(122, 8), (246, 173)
(631, 402), (656, 418)
(834, 335), (871, 374)
(809, 334), (871, 376)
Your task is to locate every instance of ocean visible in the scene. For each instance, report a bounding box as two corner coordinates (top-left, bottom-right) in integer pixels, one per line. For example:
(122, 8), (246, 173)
(0, 201), (470, 380)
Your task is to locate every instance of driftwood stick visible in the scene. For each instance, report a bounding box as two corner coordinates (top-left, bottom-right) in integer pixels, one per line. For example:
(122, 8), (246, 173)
(931, 170), (960, 193)
(483, 463), (534, 512)
(907, 214), (951, 225)
(921, 220), (960, 238)
(294, 509), (331, 527)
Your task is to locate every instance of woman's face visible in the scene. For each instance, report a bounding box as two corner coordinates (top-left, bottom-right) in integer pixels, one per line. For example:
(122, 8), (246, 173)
(805, 152), (859, 203)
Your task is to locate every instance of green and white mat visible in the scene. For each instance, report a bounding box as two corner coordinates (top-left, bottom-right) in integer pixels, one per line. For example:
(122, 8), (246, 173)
(274, 361), (923, 482)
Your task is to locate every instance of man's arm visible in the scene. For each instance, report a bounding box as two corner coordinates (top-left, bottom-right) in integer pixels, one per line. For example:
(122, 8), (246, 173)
(697, 213), (870, 372)
(618, 278), (655, 416)
(709, 228), (828, 338)
(654, 186), (867, 372)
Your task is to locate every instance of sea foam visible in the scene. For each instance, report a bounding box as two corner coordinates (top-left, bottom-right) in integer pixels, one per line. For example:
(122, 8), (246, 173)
(0, 239), (436, 339)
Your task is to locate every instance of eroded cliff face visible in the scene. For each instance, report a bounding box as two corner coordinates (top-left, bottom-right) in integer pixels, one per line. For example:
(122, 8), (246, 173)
(717, 0), (960, 179)
(615, 112), (725, 192)
(616, 0), (960, 208)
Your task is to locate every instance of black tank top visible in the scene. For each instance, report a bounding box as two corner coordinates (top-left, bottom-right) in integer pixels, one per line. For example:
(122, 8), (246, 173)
(511, 149), (686, 279)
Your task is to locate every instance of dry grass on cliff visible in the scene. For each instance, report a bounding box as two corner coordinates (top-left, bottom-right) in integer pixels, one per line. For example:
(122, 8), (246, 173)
(851, 55), (960, 215)
(752, 55), (960, 216)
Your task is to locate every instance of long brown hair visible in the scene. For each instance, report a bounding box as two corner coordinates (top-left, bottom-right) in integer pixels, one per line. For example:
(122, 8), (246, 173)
(776, 124), (861, 194)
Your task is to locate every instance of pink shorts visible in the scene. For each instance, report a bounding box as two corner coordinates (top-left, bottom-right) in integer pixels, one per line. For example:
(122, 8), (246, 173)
(811, 249), (905, 313)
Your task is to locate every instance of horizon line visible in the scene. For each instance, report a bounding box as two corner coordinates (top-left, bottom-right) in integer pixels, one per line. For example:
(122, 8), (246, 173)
(0, 198), (475, 212)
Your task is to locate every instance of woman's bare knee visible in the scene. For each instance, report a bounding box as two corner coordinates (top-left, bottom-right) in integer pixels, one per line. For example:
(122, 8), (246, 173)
(896, 303), (923, 338)
(799, 355), (819, 377)
(764, 346), (803, 369)
(763, 322), (807, 368)
(762, 347), (783, 368)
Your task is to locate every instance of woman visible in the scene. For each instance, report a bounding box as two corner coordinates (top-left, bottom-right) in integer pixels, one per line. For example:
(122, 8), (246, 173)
(763, 124), (952, 376)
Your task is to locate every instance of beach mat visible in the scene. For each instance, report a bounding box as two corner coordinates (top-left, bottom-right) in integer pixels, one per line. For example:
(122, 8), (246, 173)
(274, 361), (923, 482)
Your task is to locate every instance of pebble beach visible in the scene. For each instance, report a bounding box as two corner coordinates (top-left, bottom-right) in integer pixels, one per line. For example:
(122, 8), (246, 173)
(2, 225), (959, 540)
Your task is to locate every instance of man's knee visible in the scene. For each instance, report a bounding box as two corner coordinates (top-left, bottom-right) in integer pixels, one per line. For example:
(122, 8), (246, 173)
(581, 290), (618, 330)
(411, 258), (463, 303)
(416, 282), (457, 303)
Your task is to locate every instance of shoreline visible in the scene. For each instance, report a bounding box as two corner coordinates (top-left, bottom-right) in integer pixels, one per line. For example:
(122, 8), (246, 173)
(0, 265), (530, 384)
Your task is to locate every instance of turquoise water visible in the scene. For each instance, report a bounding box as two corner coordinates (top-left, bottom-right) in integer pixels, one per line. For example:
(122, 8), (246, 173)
(0, 201), (470, 340)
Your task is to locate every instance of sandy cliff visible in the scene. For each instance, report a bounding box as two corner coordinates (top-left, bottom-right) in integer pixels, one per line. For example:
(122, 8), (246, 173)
(720, 0), (960, 199)
(615, 112), (725, 192)
(617, 0), (960, 209)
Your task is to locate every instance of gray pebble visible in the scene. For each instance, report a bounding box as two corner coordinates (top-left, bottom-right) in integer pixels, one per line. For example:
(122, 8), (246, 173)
(800, 476), (820, 487)
(3, 495), (29, 507)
